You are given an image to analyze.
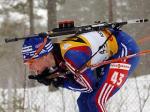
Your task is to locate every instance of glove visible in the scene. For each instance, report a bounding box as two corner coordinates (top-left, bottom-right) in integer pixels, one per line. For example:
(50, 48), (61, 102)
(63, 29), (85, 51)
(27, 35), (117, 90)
(28, 68), (52, 85)
(37, 78), (53, 86)
(51, 77), (65, 88)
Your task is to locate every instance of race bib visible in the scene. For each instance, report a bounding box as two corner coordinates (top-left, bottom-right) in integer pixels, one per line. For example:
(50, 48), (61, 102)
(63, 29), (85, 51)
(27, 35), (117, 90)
(106, 63), (131, 88)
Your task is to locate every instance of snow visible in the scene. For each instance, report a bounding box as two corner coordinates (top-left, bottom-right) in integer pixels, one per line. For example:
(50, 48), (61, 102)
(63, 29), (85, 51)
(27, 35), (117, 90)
(34, 8), (47, 26)
(0, 74), (150, 112)
(23, 86), (80, 112)
(0, 1), (47, 27)
(107, 75), (150, 112)
(8, 12), (25, 21)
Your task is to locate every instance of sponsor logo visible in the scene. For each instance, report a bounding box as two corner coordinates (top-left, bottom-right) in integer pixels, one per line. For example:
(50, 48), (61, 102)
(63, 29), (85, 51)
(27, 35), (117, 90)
(98, 31), (105, 37)
(110, 63), (131, 70)
(98, 44), (108, 54)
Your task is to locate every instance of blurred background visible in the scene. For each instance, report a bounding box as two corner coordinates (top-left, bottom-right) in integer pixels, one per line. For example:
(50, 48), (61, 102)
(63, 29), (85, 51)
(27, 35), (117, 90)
(0, 0), (149, 112)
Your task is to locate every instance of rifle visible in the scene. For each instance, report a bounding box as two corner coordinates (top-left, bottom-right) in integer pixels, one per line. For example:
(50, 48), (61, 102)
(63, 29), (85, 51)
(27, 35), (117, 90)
(5, 18), (148, 43)
(4, 18), (149, 82)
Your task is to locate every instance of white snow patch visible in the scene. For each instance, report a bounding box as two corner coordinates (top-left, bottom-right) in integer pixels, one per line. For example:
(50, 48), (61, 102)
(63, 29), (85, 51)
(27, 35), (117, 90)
(9, 12), (25, 21)
(0, 74), (150, 112)
(35, 8), (47, 26)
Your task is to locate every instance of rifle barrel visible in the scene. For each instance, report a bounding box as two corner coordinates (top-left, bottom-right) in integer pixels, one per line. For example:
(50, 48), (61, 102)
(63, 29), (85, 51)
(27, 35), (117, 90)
(4, 18), (149, 43)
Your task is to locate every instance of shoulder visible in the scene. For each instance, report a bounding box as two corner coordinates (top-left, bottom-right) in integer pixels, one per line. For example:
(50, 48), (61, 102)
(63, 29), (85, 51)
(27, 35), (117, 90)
(58, 37), (92, 69)
(60, 36), (92, 59)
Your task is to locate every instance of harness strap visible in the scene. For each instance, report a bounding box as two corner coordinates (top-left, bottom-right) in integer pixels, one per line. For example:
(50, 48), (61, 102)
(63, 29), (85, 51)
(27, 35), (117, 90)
(75, 29), (117, 73)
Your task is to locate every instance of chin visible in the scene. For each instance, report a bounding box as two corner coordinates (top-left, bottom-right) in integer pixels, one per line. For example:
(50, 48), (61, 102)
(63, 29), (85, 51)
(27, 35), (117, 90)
(37, 70), (43, 75)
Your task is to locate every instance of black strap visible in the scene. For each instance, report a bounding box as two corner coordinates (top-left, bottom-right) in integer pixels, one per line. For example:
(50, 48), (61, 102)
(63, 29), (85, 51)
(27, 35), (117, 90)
(76, 28), (117, 72)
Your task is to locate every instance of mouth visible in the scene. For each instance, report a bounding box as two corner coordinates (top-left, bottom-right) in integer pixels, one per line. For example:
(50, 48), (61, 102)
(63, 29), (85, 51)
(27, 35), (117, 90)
(29, 70), (40, 76)
(36, 67), (48, 75)
(36, 71), (40, 75)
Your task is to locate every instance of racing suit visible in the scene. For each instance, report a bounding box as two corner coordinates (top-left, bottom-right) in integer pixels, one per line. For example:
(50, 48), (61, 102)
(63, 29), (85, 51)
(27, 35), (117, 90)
(52, 29), (140, 112)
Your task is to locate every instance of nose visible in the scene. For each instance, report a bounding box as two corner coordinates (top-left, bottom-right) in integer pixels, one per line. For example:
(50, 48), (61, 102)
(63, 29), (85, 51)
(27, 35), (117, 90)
(28, 63), (34, 71)
(29, 71), (36, 75)
(28, 64), (42, 75)
(28, 63), (37, 73)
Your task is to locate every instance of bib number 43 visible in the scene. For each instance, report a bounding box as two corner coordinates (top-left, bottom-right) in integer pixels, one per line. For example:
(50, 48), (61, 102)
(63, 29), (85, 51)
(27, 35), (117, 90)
(106, 63), (131, 87)
(111, 71), (125, 86)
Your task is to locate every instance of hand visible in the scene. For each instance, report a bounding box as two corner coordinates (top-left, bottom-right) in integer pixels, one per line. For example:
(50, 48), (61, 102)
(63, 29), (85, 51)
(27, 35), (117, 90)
(37, 78), (53, 86)
(37, 77), (64, 87)
(28, 68), (53, 86)
(51, 77), (64, 88)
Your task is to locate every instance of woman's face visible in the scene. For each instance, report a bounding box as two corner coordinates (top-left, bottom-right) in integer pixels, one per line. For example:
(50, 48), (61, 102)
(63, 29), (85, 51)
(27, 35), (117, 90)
(25, 53), (55, 75)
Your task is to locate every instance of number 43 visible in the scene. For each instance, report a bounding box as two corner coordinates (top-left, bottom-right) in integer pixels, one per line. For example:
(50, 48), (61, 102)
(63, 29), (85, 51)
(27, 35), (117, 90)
(111, 71), (125, 86)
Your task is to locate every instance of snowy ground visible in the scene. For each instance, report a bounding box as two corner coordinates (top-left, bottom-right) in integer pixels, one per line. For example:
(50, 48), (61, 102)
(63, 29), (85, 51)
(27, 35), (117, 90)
(0, 74), (150, 112)
(107, 75), (150, 112)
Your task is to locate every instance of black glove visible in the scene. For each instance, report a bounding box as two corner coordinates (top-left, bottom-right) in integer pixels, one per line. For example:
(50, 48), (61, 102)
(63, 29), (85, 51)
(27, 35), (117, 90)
(37, 78), (53, 86)
(28, 75), (53, 86)
(28, 68), (53, 85)
(51, 77), (65, 88)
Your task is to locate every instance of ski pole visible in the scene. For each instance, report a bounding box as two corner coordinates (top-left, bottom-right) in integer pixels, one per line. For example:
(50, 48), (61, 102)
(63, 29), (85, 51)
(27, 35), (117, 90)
(78, 49), (150, 73)
(93, 50), (150, 67)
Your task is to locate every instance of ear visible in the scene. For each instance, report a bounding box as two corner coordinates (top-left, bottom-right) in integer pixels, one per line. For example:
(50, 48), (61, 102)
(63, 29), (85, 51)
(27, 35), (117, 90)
(43, 54), (49, 61)
(47, 52), (54, 59)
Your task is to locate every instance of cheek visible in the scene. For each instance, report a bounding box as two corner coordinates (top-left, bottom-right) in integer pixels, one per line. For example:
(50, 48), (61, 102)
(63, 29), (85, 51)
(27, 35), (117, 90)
(28, 58), (51, 73)
(29, 62), (41, 71)
(29, 63), (37, 70)
(28, 63), (36, 72)
(45, 60), (51, 67)
(42, 58), (51, 67)
(37, 60), (49, 70)
(29, 62), (44, 74)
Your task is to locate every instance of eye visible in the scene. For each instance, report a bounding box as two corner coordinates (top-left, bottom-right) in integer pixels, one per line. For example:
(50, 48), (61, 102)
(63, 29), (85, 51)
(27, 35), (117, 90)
(24, 59), (36, 65)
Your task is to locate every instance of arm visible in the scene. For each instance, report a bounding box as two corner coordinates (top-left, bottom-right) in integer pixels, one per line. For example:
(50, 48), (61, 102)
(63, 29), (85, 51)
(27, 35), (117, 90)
(62, 46), (97, 93)
(33, 45), (97, 92)
(63, 68), (97, 93)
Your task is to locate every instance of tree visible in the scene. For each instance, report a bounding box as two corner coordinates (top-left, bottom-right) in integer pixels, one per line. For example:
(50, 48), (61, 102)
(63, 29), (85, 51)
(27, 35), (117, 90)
(108, 0), (113, 22)
(47, 0), (57, 31)
(28, 0), (34, 34)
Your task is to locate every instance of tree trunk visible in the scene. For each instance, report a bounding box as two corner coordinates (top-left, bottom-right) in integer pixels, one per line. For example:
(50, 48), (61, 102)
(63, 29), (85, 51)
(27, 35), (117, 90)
(28, 0), (34, 34)
(108, 0), (113, 22)
(47, 0), (57, 44)
(47, 0), (57, 31)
